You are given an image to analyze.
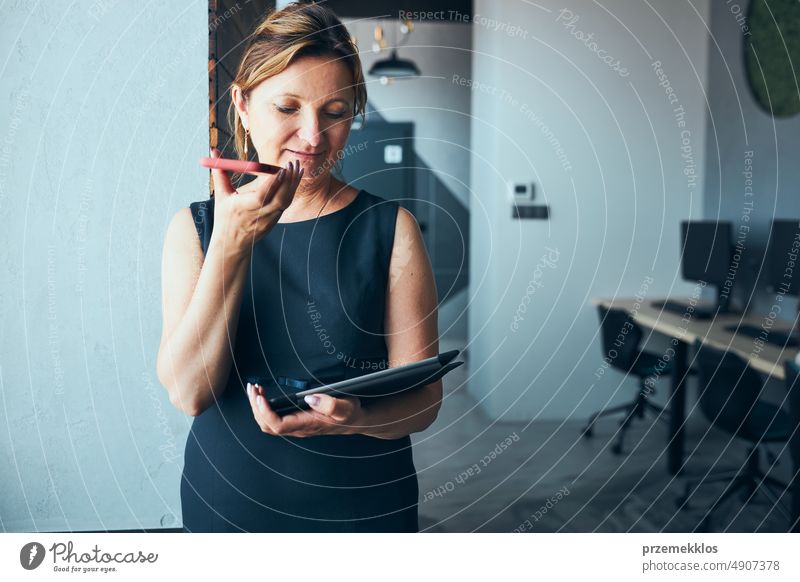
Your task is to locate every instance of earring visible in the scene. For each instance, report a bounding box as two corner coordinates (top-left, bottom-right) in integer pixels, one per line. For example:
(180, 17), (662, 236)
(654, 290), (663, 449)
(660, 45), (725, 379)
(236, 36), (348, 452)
(244, 128), (249, 158)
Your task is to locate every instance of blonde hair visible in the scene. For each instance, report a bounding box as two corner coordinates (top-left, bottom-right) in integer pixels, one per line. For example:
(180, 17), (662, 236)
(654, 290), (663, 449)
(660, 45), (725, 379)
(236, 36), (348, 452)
(227, 1), (367, 161)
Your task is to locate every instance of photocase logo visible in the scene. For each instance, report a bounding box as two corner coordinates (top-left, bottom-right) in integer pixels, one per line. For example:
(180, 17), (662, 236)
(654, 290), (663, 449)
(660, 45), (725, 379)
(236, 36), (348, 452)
(20, 542), (46, 570)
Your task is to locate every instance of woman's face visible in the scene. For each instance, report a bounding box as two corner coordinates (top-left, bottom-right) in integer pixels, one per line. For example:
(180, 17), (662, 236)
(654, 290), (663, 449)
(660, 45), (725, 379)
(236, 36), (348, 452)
(234, 55), (356, 186)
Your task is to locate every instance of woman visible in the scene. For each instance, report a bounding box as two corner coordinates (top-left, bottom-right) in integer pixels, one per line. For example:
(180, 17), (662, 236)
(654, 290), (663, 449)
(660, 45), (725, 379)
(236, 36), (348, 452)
(156, 2), (442, 532)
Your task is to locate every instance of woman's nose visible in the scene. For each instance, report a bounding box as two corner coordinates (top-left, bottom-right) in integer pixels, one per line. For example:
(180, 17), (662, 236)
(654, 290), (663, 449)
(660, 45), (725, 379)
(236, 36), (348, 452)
(297, 112), (322, 148)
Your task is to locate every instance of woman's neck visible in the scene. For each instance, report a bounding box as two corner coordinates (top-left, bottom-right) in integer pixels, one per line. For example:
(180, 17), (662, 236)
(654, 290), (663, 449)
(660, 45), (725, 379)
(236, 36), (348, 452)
(278, 174), (340, 221)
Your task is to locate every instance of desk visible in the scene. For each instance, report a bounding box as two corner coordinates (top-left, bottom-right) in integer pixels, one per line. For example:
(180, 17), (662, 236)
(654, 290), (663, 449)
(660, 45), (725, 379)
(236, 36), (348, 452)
(593, 297), (799, 528)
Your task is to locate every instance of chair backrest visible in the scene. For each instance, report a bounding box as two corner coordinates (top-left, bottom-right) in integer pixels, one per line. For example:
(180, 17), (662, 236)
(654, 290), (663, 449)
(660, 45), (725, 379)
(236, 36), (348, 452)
(692, 339), (763, 437)
(597, 305), (643, 372)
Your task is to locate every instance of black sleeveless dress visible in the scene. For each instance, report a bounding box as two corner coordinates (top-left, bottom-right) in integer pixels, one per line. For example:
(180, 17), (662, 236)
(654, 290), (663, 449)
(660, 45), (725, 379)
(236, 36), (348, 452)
(180, 189), (419, 532)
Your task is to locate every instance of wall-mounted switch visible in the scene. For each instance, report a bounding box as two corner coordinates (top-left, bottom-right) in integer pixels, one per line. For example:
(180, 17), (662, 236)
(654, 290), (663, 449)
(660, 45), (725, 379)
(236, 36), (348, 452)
(384, 145), (403, 164)
(509, 181), (535, 200)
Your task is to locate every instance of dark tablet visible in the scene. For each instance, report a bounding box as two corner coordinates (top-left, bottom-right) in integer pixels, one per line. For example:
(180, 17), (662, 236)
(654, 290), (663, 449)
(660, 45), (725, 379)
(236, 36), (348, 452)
(268, 350), (463, 416)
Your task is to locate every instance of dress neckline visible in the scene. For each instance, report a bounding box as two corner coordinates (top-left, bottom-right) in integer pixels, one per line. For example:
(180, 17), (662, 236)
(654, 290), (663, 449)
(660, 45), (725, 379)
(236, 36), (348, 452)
(275, 189), (364, 226)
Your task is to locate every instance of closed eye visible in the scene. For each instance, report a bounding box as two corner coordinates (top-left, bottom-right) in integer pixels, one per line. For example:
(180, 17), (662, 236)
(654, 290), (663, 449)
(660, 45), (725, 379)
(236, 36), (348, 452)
(274, 104), (346, 119)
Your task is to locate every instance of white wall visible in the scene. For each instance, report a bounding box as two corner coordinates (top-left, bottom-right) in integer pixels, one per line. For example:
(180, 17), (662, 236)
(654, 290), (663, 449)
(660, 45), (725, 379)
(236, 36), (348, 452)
(467, 0), (711, 420)
(0, 0), (208, 531)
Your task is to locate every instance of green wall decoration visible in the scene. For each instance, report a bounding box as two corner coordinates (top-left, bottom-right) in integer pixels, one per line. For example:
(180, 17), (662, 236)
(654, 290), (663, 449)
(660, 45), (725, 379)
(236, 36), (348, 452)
(745, 0), (800, 118)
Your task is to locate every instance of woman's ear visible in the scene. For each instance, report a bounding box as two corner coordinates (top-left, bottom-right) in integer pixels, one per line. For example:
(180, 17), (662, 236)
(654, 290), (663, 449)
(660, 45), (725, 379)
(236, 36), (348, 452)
(231, 84), (249, 129)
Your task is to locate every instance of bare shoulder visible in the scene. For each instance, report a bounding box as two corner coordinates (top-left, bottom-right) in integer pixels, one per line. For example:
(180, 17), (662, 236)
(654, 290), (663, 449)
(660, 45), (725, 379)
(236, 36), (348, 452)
(164, 207), (202, 253)
(388, 205), (434, 294)
(394, 205), (422, 239)
(390, 206), (425, 265)
(162, 207), (205, 281)
(167, 206), (196, 231)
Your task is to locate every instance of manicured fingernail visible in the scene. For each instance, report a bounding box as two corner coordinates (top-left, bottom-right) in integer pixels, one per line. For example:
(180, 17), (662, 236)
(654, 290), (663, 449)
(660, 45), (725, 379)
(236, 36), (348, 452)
(304, 395), (320, 406)
(257, 395), (265, 410)
(247, 382), (252, 396)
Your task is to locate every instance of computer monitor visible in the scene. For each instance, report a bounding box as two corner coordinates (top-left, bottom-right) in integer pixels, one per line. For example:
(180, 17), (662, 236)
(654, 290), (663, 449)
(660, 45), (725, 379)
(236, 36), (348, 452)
(766, 219), (800, 296)
(680, 220), (734, 312)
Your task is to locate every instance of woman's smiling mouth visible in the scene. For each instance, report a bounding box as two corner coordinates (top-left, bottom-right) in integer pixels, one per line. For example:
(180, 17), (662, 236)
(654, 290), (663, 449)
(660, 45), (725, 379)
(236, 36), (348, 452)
(287, 149), (325, 160)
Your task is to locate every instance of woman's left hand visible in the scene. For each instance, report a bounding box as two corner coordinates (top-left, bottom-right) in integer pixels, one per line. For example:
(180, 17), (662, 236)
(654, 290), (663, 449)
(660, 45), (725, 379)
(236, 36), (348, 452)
(246, 382), (364, 437)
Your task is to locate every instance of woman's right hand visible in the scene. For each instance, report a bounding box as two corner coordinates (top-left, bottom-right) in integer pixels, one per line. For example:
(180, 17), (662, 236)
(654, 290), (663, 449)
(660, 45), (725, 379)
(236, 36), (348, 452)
(208, 148), (303, 256)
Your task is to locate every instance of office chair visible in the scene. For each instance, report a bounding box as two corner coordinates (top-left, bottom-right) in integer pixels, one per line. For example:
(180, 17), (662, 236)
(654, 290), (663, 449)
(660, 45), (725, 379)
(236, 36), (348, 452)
(582, 305), (672, 455)
(677, 340), (792, 532)
(784, 360), (800, 532)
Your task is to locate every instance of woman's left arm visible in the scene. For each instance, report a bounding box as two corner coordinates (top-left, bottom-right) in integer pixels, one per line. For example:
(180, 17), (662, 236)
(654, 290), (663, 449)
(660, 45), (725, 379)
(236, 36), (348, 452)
(354, 206), (443, 439)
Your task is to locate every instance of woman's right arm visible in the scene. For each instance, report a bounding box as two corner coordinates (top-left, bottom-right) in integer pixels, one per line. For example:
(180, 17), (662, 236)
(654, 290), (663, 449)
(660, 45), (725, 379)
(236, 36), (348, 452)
(156, 151), (302, 416)
(156, 208), (252, 416)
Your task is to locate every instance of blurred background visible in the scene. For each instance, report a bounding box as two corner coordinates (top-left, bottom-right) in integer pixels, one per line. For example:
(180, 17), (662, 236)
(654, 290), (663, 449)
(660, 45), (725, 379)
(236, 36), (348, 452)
(1, 0), (799, 532)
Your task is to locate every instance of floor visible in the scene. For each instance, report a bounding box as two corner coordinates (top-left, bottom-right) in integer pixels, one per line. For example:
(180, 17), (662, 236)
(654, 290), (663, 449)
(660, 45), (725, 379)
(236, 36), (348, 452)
(412, 340), (796, 532)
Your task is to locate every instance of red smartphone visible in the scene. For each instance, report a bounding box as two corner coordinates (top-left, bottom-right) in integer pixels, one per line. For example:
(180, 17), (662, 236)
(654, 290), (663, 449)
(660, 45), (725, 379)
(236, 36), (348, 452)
(199, 156), (282, 176)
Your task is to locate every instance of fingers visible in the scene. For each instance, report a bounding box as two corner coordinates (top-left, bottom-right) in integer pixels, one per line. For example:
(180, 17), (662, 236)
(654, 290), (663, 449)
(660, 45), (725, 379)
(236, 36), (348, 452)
(303, 393), (358, 423)
(246, 382), (284, 434)
(246, 382), (319, 436)
(253, 162), (290, 208)
(209, 148), (236, 198)
(275, 410), (322, 436)
(266, 159), (304, 213)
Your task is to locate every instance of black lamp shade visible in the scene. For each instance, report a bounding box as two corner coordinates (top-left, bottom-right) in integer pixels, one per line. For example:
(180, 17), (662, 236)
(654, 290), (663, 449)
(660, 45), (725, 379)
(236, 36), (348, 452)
(368, 49), (420, 78)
